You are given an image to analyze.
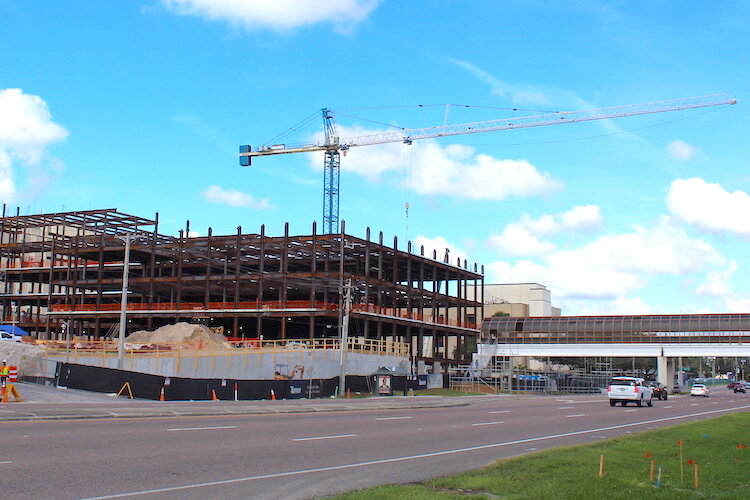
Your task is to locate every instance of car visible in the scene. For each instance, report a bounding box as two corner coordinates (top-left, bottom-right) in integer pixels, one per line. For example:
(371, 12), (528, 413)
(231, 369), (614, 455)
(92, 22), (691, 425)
(690, 384), (710, 397)
(0, 331), (22, 342)
(607, 376), (653, 407)
(646, 381), (668, 400)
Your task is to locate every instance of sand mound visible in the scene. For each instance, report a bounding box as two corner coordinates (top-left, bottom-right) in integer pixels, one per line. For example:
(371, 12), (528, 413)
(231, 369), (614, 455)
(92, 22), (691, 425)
(0, 341), (47, 377)
(124, 322), (231, 350)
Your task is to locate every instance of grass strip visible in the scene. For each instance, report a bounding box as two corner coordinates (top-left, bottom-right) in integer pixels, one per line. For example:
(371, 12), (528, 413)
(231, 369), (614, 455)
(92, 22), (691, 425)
(331, 411), (750, 499)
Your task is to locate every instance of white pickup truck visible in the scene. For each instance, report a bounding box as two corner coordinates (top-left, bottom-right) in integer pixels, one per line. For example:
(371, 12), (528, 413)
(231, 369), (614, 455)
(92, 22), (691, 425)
(607, 376), (653, 407)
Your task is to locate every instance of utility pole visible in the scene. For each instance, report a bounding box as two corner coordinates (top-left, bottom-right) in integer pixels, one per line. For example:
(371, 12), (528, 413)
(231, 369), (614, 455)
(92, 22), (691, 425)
(339, 278), (352, 396)
(117, 234), (131, 370)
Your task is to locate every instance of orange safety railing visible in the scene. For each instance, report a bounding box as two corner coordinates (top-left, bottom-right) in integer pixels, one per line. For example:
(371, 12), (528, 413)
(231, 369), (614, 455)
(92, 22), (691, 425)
(48, 300), (477, 329)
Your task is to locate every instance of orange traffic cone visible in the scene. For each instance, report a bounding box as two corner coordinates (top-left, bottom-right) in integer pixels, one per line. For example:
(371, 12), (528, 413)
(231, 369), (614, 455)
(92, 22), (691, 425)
(270, 389), (276, 400)
(211, 389), (218, 401)
(0, 386), (7, 403)
(159, 387), (165, 401)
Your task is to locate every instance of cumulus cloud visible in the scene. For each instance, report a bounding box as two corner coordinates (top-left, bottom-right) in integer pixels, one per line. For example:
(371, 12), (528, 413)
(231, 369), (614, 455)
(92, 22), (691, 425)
(307, 125), (561, 200)
(487, 205), (602, 257)
(487, 216), (724, 300)
(695, 261), (738, 297)
(666, 139), (698, 161)
(0, 88), (68, 201)
(202, 185), (272, 209)
(563, 296), (652, 316)
(667, 178), (750, 235)
(160, 0), (380, 33)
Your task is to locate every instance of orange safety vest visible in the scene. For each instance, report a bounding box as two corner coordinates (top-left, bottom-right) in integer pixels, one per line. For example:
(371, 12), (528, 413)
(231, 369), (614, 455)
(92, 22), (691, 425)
(0, 365), (8, 376)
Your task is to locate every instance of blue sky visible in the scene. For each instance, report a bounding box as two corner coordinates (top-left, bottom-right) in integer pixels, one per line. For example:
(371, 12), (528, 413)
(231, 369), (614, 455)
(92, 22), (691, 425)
(2, 1), (749, 315)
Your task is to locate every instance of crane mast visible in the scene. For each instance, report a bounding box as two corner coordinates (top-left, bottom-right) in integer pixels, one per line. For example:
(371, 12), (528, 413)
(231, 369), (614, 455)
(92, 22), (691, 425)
(240, 94), (736, 234)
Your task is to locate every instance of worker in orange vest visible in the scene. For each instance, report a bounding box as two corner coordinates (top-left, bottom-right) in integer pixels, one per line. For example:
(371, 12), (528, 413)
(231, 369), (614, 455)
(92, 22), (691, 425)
(0, 360), (9, 387)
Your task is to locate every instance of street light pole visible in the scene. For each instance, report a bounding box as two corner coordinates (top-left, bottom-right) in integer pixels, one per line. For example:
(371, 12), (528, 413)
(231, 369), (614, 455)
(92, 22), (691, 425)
(117, 234), (131, 370)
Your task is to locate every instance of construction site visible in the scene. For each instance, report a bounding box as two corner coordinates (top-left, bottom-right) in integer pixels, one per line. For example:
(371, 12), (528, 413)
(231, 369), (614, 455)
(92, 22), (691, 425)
(0, 207), (483, 399)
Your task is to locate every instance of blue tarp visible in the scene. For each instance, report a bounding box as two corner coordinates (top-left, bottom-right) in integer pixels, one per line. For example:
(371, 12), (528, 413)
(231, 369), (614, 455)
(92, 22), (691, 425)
(0, 325), (30, 336)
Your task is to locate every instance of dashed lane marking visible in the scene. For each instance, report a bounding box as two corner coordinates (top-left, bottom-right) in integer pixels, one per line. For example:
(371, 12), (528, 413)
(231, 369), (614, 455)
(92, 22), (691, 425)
(488, 410), (510, 414)
(471, 421), (504, 426)
(167, 425), (237, 432)
(375, 416), (411, 421)
(293, 434), (356, 442)
(566, 414), (585, 418)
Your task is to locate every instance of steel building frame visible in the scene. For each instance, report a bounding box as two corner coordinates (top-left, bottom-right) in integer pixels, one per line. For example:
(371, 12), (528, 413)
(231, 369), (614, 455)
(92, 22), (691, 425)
(0, 208), (483, 365)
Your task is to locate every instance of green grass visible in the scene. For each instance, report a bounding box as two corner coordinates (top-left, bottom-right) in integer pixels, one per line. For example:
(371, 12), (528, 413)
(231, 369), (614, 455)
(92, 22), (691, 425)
(414, 388), (485, 397)
(331, 412), (750, 499)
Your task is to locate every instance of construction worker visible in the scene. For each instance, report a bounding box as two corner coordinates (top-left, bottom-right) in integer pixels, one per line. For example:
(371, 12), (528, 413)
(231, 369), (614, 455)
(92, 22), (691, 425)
(0, 360), (9, 387)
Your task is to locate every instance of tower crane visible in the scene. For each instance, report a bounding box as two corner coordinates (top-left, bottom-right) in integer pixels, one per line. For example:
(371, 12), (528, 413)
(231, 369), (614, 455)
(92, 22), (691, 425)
(240, 94), (736, 234)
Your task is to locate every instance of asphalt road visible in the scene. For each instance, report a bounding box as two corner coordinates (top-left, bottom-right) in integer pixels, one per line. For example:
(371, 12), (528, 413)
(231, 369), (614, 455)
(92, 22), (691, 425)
(2, 389), (749, 499)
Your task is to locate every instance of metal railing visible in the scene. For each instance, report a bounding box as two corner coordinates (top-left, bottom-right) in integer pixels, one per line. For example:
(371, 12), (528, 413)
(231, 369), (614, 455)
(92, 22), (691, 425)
(36, 336), (410, 360)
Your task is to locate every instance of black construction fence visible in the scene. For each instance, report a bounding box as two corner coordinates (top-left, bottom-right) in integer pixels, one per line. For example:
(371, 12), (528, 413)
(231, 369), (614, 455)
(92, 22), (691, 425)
(55, 363), (410, 401)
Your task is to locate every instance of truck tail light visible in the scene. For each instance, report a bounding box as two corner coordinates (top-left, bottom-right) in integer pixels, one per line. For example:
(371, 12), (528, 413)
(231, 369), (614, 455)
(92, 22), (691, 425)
(607, 385), (611, 392)
(634, 386), (640, 393)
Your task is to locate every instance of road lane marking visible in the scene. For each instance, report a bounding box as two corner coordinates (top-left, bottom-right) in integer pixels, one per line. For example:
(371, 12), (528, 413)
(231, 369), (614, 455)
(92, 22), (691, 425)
(566, 414), (585, 417)
(558, 407), (574, 409)
(82, 403), (750, 499)
(525, 448), (537, 451)
(471, 421), (504, 426)
(488, 410), (510, 414)
(375, 416), (411, 421)
(625, 410), (637, 412)
(0, 461), (12, 464)
(167, 425), (237, 432)
(664, 406), (672, 408)
(293, 434), (356, 442)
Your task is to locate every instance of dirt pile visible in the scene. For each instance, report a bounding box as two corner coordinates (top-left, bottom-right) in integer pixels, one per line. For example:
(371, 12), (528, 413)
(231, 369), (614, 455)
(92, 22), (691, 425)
(124, 322), (231, 350)
(0, 341), (47, 377)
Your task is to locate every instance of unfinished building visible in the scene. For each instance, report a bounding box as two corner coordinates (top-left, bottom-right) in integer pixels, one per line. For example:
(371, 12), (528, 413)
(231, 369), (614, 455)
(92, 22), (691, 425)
(0, 208), (483, 366)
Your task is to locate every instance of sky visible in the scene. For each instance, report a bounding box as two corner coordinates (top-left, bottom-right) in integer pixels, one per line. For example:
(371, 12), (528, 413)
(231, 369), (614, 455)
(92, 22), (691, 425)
(1, 1), (749, 316)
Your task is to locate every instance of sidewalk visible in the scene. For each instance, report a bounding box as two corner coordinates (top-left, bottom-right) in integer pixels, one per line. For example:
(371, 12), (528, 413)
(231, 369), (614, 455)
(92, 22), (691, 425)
(0, 382), (471, 421)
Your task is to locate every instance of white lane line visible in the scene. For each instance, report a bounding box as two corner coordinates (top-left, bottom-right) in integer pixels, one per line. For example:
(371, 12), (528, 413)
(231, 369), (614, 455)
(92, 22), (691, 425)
(525, 448), (538, 451)
(375, 416), (411, 421)
(558, 407), (574, 409)
(488, 410), (510, 414)
(691, 403), (698, 406)
(664, 406), (672, 409)
(625, 409), (638, 412)
(293, 434), (356, 442)
(81, 403), (750, 500)
(471, 421), (504, 426)
(167, 425), (237, 432)
(0, 461), (13, 464)
(566, 414), (585, 418)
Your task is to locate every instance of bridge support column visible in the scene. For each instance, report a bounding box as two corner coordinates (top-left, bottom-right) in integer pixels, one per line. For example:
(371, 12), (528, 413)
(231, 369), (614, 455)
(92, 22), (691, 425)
(657, 356), (674, 391)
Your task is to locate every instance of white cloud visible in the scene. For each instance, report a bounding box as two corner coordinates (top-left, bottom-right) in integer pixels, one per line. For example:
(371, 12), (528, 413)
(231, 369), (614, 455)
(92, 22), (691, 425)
(0, 88), (68, 201)
(695, 261), (738, 297)
(667, 178), (750, 235)
(487, 217), (725, 300)
(449, 59), (548, 105)
(666, 139), (698, 161)
(202, 185), (272, 209)
(308, 125), (561, 200)
(413, 235), (468, 266)
(487, 205), (602, 257)
(160, 0), (380, 33)
(562, 296), (652, 316)
(487, 224), (556, 257)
